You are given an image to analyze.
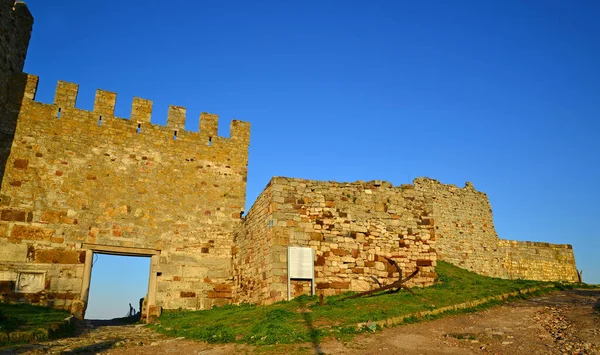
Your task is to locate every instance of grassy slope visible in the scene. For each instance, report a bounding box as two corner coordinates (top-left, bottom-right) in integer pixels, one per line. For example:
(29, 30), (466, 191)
(0, 303), (70, 334)
(150, 261), (560, 345)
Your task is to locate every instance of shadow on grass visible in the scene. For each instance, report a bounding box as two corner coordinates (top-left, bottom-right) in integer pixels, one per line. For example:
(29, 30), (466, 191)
(295, 297), (324, 355)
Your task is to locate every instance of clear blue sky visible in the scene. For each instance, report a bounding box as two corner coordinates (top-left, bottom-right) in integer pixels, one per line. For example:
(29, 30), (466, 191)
(21, 0), (600, 316)
(86, 254), (150, 319)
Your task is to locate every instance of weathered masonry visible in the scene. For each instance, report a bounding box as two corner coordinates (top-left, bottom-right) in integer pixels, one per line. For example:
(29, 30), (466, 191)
(0, 0), (32, 191)
(1, 0), (249, 321)
(413, 178), (578, 282)
(233, 178), (438, 305)
(0, 0), (578, 319)
(0, 68), (250, 317)
(233, 177), (579, 305)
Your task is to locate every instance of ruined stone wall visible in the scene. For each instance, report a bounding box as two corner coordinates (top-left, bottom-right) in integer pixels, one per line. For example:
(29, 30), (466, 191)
(0, 73), (250, 311)
(232, 181), (274, 304)
(235, 177), (437, 305)
(0, 0), (33, 187)
(414, 178), (578, 282)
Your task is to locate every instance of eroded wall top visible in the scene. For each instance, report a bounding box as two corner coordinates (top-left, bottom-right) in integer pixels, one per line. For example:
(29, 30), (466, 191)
(413, 177), (578, 281)
(234, 177), (438, 304)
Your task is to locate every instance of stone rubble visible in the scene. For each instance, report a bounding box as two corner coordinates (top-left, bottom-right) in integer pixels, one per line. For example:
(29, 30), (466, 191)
(536, 306), (598, 354)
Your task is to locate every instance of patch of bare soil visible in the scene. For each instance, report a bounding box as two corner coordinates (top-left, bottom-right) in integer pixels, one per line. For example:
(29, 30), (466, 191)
(317, 288), (600, 355)
(1, 289), (598, 355)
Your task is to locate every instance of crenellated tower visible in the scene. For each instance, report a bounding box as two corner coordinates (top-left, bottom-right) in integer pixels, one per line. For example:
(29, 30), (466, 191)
(0, 72), (251, 316)
(1, 73), (250, 314)
(0, 0), (254, 319)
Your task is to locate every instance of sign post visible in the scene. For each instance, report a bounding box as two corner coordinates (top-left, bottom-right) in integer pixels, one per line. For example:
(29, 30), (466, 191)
(287, 246), (315, 301)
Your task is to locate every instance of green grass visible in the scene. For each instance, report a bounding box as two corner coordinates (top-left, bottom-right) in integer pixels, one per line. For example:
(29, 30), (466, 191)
(570, 282), (600, 289)
(0, 303), (70, 335)
(149, 261), (568, 345)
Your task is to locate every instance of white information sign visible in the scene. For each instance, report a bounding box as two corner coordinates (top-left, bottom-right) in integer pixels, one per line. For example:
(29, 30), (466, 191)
(288, 247), (314, 279)
(287, 246), (315, 300)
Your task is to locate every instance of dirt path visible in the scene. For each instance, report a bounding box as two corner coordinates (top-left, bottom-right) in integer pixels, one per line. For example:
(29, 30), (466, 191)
(2, 288), (598, 355)
(316, 288), (600, 355)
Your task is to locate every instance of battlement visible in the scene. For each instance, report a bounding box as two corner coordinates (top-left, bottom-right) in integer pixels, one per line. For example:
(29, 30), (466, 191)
(12, 73), (251, 145)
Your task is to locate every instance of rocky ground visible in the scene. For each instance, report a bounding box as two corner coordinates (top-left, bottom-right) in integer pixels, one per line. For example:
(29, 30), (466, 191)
(1, 288), (598, 355)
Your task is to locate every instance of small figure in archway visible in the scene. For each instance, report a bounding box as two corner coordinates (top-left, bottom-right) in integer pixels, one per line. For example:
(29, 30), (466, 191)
(139, 297), (144, 316)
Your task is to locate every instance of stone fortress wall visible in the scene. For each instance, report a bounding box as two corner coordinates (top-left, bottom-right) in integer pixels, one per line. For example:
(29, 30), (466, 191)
(234, 178), (438, 305)
(0, 0), (579, 319)
(0, 0), (33, 190)
(414, 178), (578, 282)
(0, 72), (250, 313)
(234, 177), (578, 305)
(0, 0), (251, 314)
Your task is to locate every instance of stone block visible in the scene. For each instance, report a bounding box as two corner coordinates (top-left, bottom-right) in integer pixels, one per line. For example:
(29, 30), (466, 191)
(0, 280), (16, 293)
(0, 243), (27, 262)
(34, 250), (81, 264)
(148, 305), (162, 321)
(316, 282), (329, 289)
(330, 281), (350, 289)
(180, 291), (196, 298)
(206, 268), (230, 279)
(50, 278), (81, 292)
(0, 222), (8, 236)
(10, 225), (55, 242)
(0, 270), (18, 281)
(351, 279), (371, 291)
(331, 249), (347, 257)
(207, 291), (232, 299)
(314, 255), (326, 266)
(213, 283), (232, 292)
(0, 209), (29, 222)
(70, 299), (85, 320)
(311, 232), (323, 241)
(13, 159), (28, 170)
